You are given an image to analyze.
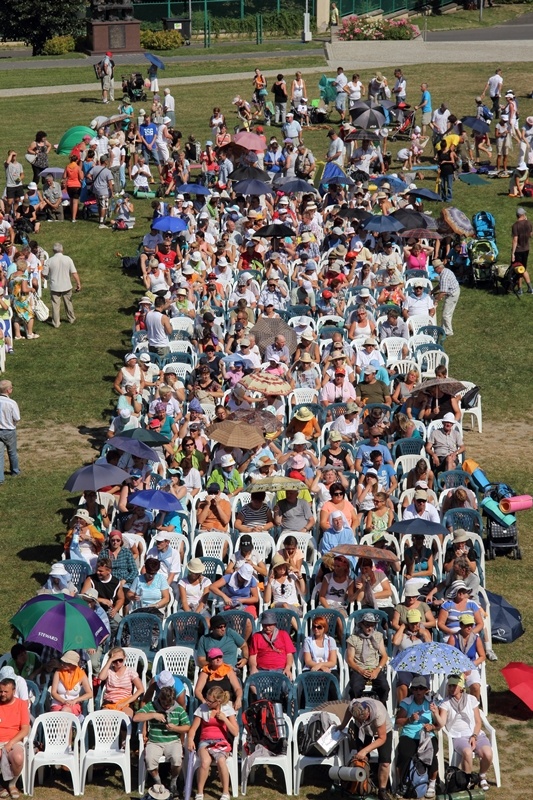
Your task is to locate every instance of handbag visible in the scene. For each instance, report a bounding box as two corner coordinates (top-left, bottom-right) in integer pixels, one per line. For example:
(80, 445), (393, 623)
(25, 153), (37, 164)
(33, 296), (50, 322)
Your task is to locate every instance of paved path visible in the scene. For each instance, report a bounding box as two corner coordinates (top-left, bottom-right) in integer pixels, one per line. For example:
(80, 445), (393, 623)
(427, 11), (533, 40)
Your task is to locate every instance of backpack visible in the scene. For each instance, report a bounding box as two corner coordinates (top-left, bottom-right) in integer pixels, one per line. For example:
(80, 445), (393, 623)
(461, 385), (480, 410)
(94, 60), (107, 80)
(402, 756), (429, 798)
(480, 105), (493, 122)
(296, 711), (337, 757)
(444, 765), (480, 793)
(242, 700), (287, 756)
(472, 211), (496, 240)
(112, 219), (128, 231)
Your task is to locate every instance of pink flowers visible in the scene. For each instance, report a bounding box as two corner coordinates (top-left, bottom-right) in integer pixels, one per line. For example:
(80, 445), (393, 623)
(338, 15), (420, 41)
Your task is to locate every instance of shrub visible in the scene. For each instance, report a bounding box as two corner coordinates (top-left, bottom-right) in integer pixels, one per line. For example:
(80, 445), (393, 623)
(191, 9), (315, 37)
(338, 16), (420, 41)
(140, 29), (184, 50)
(41, 35), (76, 55)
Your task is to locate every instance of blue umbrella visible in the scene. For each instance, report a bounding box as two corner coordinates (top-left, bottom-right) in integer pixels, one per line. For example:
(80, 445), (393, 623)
(151, 216), (188, 233)
(387, 518), (449, 538)
(461, 116), (490, 135)
(390, 642), (474, 676)
(64, 463), (131, 492)
(372, 175), (408, 193)
(145, 53), (165, 70)
(361, 215), (405, 233)
(276, 178), (319, 194)
(176, 183), (211, 196)
(129, 489), (183, 512)
(106, 436), (159, 462)
(233, 179), (275, 196)
(407, 188), (442, 202)
(39, 167), (65, 179)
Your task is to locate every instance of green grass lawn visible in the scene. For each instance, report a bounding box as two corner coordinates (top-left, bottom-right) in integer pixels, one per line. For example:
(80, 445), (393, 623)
(0, 60), (532, 799)
(413, 3), (530, 30)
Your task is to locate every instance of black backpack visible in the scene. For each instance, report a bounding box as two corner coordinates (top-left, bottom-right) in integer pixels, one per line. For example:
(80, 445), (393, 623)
(461, 385), (480, 410)
(242, 700), (287, 755)
(444, 765), (480, 793)
(296, 711), (336, 757)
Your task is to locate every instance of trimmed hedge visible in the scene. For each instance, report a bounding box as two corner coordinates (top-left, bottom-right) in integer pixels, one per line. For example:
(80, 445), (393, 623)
(41, 35), (76, 55)
(191, 8), (315, 37)
(139, 29), (184, 50)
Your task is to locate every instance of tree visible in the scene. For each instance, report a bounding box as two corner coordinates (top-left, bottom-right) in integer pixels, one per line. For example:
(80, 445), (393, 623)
(0, 0), (87, 55)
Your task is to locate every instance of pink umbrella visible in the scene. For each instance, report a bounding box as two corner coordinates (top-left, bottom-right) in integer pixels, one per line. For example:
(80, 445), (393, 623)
(234, 131), (266, 151)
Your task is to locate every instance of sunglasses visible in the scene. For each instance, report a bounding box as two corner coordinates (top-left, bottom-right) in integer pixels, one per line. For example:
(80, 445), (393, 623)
(113, 658), (125, 664)
(109, 537), (122, 542)
(331, 492), (343, 497)
(312, 624), (324, 630)
(214, 624), (226, 629)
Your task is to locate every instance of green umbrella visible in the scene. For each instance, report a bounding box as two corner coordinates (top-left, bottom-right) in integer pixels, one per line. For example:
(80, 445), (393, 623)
(56, 126), (95, 156)
(10, 593), (108, 652)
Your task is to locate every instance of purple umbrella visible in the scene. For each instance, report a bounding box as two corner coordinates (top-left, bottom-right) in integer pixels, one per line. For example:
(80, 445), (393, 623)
(10, 594), (108, 651)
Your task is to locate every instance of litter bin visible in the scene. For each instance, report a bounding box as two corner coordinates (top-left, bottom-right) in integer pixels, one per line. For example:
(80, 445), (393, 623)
(162, 17), (192, 43)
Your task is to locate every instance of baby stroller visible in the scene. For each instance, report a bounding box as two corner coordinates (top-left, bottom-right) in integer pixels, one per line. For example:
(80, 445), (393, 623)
(389, 104), (416, 141)
(492, 262), (524, 296)
(468, 210), (498, 286)
(483, 483), (522, 560)
(121, 72), (147, 102)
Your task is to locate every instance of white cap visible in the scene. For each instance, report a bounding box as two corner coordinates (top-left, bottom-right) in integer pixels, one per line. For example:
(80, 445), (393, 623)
(120, 408), (132, 419)
(163, 116), (172, 124)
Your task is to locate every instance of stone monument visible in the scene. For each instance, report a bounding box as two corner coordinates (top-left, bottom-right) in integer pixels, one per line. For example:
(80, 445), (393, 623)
(87, 0), (141, 55)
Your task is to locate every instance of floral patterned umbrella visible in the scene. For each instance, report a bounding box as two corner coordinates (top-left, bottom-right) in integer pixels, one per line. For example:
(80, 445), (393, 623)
(390, 642), (474, 676)
(238, 373), (292, 396)
(329, 544), (400, 563)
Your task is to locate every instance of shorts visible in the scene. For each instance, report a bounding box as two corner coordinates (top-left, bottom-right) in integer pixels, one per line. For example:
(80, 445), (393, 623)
(422, 111), (432, 126)
(360, 730), (393, 764)
(145, 740), (183, 771)
(96, 194), (109, 209)
(496, 137), (511, 155)
(6, 185), (24, 199)
(464, 668), (481, 687)
(67, 186), (81, 200)
(198, 739), (231, 762)
(453, 732), (490, 757)
(101, 75), (112, 91)
(335, 93), (347, 111)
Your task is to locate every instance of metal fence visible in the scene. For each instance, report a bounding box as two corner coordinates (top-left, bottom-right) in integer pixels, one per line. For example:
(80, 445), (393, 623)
(337, 0), (447, 18)
(132, 0), (310, 23)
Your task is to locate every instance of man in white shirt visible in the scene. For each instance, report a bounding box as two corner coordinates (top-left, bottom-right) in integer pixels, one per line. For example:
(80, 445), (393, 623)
(430, 103), (451, 150)
(325, 129), (345, 167)
(481, 68), (503, 119)
(42, 242), (81, 328)
(0, 379), (21, 483)
(163, 88), (176, 126)
(333, 66), (348, 121)
(403, 489), (441, 523)
(131, 156), (153, 192)
(402, 281), (435, 319)
(393, 68), (407, 123)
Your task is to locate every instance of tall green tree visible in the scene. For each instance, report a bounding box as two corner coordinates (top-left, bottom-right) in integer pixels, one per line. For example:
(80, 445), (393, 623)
(0, 0), (87, 55)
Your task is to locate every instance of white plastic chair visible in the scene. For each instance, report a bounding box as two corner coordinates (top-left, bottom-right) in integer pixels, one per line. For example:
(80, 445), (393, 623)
(147, 532), (190, 567)
(241, 714), (293, 795)
(152, 645), (198, 685)
(191, 532), (234, 563)
(442, 530), (485, 576)
(277, 530), (318, 568)
(293, 711), (343, 795)
(416, 348), (450, 380)
(380, 336), (409, 365)
(457, 380), (483, 433)
(187, 732), (239, 797)
(100, 647), (149, 691)
(317, 315), (344, 332)
(80, 711), (131, 794)
(286, 388), (319, 409)
(408, 334), (435, 355)
(234, 532), (275, 565)
(407, 314), (434, 336)
(389, 358), (419, 377)
(26, 712), (81, 796)
(405, 277), (433, 293)
(444, 709), (500, 787)
(395, 454), (424, 480)
(166, 363), (193, 381)
(170, 317), (194, 336)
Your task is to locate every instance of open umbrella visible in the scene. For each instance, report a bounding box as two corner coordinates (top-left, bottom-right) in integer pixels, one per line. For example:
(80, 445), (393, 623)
(390, 642), (474, 676)
(233, 179), (275, 196)
(151, 216), (188, 233)
(234, 131), (266, 151)
(387, 518), (449, 538)
(207, 420), (265, 449)
(106, 436), (159, 462)
(249, 476), (306, 493)
(249, 316), (297, 355)
(485, 590), (524, 643)
(344, 129), (383, 143)
(56, 126), (96, 155)
(254, 223), (295, 238)
(350, 107), (386, 128)
(361, 215), (405, 233)
(128, 489), (183, 512)
(218, 142), (250, 160)
(338, 208), (371, 223)
(227, 408), (282, 435)
(176, 183), (211, 196)
(408, 188), (442, 202)
(372, 175), (408, 193)
(408, 378), (466, 397)
(230, 165), (270, 182)
(10, 594), (108, 652)
(461, 116), (490, 135)
(38, 167), (65, 179)
(238, 373), (292, 396)
(101, 113), (129, 128)
(322, 175), (355, 186)
(277, 178), (319, 194)
(329, 544), (400, 563)
(145, 53), (165, 70)
(64, 463), (131, 492)
(391, 209), (429, 229)
(401, 228), (443, 240)
(501, 662), (533, 711)
(441, 207), (474, 237)
(114, 427), (170, 446)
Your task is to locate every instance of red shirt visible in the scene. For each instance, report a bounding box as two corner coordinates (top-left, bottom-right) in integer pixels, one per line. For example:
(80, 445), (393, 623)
(0, 697), (30, 742)
(249, 629), (295, 671)
(156, 248), (178, 269)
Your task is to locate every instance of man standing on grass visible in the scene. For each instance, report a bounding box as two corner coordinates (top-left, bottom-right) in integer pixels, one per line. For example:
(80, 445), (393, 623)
(0, 379), (21, 485)
(511, 207), (533, 294)
(42, 243), (81, 328)
(432, 259), (461, 336)
(88, 155), (114, 229)
(333, 66), (348, 122)
(414, 82), (432, 136)
(481, 68), (503, 120)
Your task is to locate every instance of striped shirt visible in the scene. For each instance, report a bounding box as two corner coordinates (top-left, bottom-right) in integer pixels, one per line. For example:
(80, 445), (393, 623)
(438, 268), (460, 296)
(143, 700), (190, 742)
(237, 503), (270, 528)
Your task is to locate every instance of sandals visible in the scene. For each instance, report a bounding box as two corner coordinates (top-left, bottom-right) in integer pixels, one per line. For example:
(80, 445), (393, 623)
(0, 789), (10, 798)
(9, 788), (21, 800)
(479, 778), (490, 791)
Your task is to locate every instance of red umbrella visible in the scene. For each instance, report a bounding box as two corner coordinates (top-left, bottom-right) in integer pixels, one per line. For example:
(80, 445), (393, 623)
(501, 662), (533, 712)
(329, 544), (400, 563)
(234, 131), (266, 151)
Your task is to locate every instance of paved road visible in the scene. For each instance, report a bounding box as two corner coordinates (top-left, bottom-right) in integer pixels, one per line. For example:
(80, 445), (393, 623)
(427, 11), (533, 41)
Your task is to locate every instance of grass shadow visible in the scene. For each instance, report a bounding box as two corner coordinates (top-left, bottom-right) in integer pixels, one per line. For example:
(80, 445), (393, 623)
(78, 424), (108, 451)
(490, 690), (533, 721)
(18, 543), (63, 564)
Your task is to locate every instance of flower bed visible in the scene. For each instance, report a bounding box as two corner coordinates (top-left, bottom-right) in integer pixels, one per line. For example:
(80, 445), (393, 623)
(338, 16), (420, 40)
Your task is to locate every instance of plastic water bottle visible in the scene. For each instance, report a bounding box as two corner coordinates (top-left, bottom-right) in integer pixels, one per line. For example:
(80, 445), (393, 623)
(70, 522), (83, 560)
(133, 587), (143, 611)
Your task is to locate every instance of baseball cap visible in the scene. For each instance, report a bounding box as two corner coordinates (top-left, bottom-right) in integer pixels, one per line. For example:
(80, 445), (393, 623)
(406, 609), (422, 623)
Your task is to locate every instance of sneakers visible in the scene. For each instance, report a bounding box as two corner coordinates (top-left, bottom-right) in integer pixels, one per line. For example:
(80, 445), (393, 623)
(99, 224), (107, 229)
(486, 648), (498, 661)
(480, 777), (490, 791)
(425, 786), (436, 798)
(194, 794), (204, 800)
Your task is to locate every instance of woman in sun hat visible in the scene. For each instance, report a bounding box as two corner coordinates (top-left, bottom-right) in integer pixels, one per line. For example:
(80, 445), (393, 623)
(39, 563), (78, 597)
(264, 553), (305, 618)
(64, 509), (105, 568)
(437, 580), (483, 639)
(50, 650), (92, 717)
(178, 558), (212, 616)
(285, 405), (321, 441)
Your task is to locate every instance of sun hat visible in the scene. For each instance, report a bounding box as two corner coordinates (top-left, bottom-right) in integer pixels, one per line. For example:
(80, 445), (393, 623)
(220, 454), (236, 468)
(329, 430), (342, 442)
(294, 406), (314, 422)
(80, 587), (98, 601)
(404, 582), (420, 597)
(442, 412), (456, 423)
(453, 529), (470, 544)
(290, 432), (308, 446)
(414, 490), (428, 500)
(156, 670), (175, 689)
(364, 337), (378, 346)
(148, 786), (171, 800)
(237, 563), (254, 581)
(73, 508), (94, 523)
(360, 612), (377, 625)
(119, 408), (132, 420)
(459, 613), (476, 625)
(261, 611), (278, 625)
(358, 287), (371, 297)
(345, 402), (359, 414)
(154, 531), (170, 542)
(138, 353), (151, 364)
(60, 650), (80, 666)
(49, 563), (68, 577)
(447, 579), (472, 598)
(271, 554), (289, 569)
(187, 558), (206, 574)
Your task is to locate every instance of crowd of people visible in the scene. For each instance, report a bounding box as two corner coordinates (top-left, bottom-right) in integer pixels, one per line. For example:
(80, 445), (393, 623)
(0, 61), (509, 800)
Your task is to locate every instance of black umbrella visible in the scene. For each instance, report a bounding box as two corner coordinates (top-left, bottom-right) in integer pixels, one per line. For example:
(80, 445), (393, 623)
(64, 463), (131, 492)
(230, 165), (270, 182)
(113, 427), (171, 446)
(461, 116), (490, 136)
(486, 591), (524, 643)
(255, 223), (295, 238)
(344, 129), (383, 143)
(338, 208), (371, 222)
(233, 179), (275, 196)
(391, 209), (429, 229)
(387, 518), (449, 538)
(349, 107), (386, 128)
(322, 175), (355, 186)
(361, 215), (405, 233)
(408, 188), (442, 202)
(276, 178), (319, 194)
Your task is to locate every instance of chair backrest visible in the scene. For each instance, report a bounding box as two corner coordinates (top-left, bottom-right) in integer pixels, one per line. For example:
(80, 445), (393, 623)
(435, 469), (470, 490)
(101, 647), (149, 688)
(389, 358), (418, 377)
(163, 612), (209, 647)
(243, 672), (294, 711)
(408, 334), (435, 353)
(392, 437), (425, 459)
(170, 317), (194, 335)
(192, 533), (233, 562)
(395, 454), (424, 479)
(416, 347), (449, 378)
(152, 646), (196, 682)
(380, 336), (409, 364)
(417, 324), (446, 345)
(260, 607), (302, 637)
(116, 613), (163, 653)
(32, 711), (81, 753)
(82, 710), (130, 749)
(302, 608), (346, 640)
(235, 532), (274, 564)
(277, 531), (317, 567)
(442, 508), (484, 535)
(294, 672), (341, 712)
(407, 315), (434, 336)
(62, 559), (91, 592)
